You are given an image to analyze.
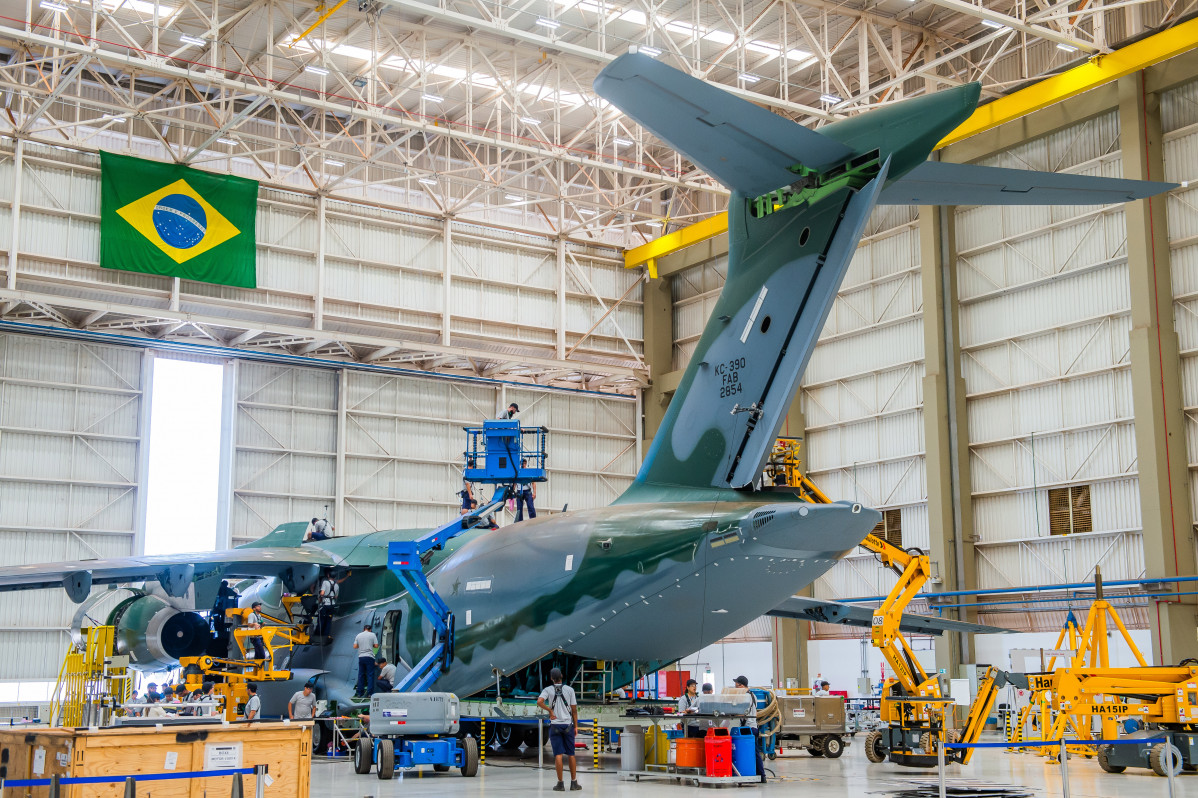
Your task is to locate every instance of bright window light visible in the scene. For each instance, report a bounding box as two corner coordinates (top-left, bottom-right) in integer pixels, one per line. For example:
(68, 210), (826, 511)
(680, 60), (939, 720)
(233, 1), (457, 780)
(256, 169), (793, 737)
(536, 17), (560, 29)
(787, 48), (814, 62)
(72, 0), (174, 18)
(613, 137), (633, 146)
(40, 1), (68, 11)
(704, 29), (735, 45)
(740, 73), (760, 83)
(423, 93), (443, 103)
(325, 159), (344, 167)
(418, 177), (438, 186)
(1057, 43), (1078, 52)
(639, 46), (662, 57)
(520, 116), (541, 125)
(618, 9), (647, 25)
(144, 358), (225, 556)
(981, 19), (1008, 29)
(820, 93), (842, 103)
(179, 34), (206, 46)
(305, 65), (330, 76)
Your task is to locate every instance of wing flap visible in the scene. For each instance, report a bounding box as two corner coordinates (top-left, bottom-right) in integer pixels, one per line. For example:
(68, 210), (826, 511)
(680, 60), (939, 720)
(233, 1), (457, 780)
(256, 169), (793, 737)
(769, 595), (1011, 635)
(879, 160), (1177, 206)
(593, 53), (855, 196)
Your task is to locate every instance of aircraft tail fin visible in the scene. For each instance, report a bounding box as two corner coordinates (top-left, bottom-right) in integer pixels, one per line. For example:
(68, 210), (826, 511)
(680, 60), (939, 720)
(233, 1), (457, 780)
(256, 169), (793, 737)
(593, 52), (856, 197)
(236, 521), (310, 549)
(595, 58), (979, 498)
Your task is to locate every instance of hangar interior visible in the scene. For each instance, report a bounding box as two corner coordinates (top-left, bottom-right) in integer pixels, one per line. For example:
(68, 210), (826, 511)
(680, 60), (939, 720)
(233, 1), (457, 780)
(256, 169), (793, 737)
(0, 0), (1196, 791)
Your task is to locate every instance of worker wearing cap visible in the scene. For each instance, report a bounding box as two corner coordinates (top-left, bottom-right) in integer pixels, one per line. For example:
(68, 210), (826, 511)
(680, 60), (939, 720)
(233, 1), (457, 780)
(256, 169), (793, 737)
(726, 676), (765, 783)
(244, 601), (268, 661)
(536, 667), (580, 792)
(499, 402), (519, 420)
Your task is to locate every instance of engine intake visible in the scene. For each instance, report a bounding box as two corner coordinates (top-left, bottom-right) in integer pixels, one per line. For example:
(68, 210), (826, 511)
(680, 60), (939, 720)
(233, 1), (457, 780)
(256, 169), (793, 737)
(107, 595), (212, 671)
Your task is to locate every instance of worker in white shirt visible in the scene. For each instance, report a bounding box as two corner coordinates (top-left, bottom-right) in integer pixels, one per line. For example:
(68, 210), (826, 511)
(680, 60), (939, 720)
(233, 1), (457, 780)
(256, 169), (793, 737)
(243, 683), (261, 721)
(813, 681), (831, 696)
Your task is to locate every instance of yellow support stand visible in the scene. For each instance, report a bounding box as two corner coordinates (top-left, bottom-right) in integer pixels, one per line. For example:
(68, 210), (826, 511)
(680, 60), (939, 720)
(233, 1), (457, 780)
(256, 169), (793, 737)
(51, 626), (131, 727)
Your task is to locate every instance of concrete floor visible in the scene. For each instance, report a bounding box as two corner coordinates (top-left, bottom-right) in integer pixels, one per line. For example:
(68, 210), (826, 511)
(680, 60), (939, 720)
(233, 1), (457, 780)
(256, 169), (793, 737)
(309, 733), (1196, 796)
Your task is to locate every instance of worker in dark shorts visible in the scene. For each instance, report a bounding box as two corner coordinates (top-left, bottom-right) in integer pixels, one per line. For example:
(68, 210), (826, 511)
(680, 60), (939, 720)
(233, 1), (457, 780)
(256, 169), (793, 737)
(536, 667), (581, 791)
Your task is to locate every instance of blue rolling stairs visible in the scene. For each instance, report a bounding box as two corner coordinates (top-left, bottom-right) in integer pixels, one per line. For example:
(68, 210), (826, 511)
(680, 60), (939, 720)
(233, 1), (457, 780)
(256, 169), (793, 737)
(387, 420), (547, 692)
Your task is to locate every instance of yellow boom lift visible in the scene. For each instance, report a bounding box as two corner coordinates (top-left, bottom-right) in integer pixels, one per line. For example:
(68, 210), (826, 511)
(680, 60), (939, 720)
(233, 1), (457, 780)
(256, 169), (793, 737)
(778, 439), (1023, 767)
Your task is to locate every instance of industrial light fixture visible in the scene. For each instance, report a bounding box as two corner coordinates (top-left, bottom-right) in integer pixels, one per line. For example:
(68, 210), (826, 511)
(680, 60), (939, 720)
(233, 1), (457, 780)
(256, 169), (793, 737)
(325, 159), (345, 167)
(179, 34), (207, 46)
(820, 93), (841, 103)
(980, 19), (1008, 29)
(352, 76), (368, 88)
(613, 137), (633, 146)
(1057, 43), (1078, 52)
(215, 137), (236, 145)
(305, 65), (330, 76)
(740, 73), (760, 83)
(504, 193), (523, 201)
(536, 17), (560, 29)
(639, 46), (662, 57)
(418, 177), (438, 186)
(520, 116), (541, 125)
(423, 93), (443, 103)
(40, 1), (68, 11)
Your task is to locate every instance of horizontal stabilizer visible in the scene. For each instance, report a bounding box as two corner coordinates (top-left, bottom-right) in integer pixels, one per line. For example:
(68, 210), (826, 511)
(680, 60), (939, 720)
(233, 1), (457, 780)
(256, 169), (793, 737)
(879, 160), (1177, 206)
(769, 595), (1012, 636)
(593, 53), (855, 196)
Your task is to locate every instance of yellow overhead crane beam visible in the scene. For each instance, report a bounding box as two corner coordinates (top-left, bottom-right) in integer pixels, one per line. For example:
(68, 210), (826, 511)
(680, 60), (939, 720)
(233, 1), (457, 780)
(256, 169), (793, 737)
(624, 18), (1198, 274)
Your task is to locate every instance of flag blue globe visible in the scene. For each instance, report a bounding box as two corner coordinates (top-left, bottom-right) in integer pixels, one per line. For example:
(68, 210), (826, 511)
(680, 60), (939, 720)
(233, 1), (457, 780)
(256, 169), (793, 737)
(152, 194), (207, 249)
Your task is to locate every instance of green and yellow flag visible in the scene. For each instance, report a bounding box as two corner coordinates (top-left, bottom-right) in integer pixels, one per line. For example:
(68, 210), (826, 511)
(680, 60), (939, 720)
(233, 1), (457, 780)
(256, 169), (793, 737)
(100, 152), (259, 288)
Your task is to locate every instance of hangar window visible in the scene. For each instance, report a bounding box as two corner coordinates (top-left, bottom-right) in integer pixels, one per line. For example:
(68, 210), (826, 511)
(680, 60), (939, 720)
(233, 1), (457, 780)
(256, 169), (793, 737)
(1048, 485), (1092, 536)
(871, 508), (902, 548)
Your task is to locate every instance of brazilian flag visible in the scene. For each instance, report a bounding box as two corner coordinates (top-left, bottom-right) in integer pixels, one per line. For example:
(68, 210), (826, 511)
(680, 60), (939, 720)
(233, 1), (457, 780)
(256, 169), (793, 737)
(100, 152), (258, 288)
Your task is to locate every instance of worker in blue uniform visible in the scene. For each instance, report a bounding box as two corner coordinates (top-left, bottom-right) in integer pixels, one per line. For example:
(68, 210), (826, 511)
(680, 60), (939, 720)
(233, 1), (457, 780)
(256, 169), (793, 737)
(515, 459), (537, 522)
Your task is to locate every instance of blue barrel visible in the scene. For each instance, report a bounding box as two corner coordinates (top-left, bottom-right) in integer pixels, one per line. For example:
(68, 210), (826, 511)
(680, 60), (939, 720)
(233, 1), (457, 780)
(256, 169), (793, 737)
(729, 727), (756, 778)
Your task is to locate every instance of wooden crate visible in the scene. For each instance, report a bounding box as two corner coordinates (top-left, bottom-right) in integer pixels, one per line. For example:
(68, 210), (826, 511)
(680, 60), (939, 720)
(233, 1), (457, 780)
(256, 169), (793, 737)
(0, 722), (311, 798)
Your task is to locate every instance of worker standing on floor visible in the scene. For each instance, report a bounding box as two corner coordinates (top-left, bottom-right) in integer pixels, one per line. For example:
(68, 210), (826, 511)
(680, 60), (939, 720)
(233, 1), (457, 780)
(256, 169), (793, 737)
(289, 683), (317, 720)
(678, 679), (704, 738)
(537, 667), (581, 792)
(353, 623), (379, 698)
(244, 683), (261, 721)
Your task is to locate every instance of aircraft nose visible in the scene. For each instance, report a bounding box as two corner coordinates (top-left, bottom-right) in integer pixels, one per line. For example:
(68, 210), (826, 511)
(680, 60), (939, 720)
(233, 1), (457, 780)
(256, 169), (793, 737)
(740, 501), (880, 559)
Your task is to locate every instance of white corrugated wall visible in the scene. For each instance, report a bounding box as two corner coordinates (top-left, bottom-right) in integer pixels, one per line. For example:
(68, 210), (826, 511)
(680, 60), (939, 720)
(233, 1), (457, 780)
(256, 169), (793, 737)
(956, 110), (1145, 589)
(805, 205), (928, 602)
(1162, 78), (1198, 529)
(5, 144), (639, 369)
(0, 332), (146, 678)
(232, 362), (339, 545)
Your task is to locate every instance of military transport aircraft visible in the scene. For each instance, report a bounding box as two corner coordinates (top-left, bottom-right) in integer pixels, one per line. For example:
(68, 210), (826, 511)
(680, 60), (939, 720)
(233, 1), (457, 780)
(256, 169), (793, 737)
(0, 54), (1174, 715)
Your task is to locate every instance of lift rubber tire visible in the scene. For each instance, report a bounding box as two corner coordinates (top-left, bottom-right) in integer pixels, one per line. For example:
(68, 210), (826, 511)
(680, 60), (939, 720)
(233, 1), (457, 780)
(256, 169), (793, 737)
(353, 740), (373, 775)
(376, 739), (395, 780)
(433, 764), (450, 772)
(1097, 746), (1126, 774)
(919, 733), (936, 755)
(823, 736), (844, 759)
(1150, 743), (1183, 777)
(865, 731), (887, 764)
(807, 747), (825, 757)
(461, 736), (480, 777)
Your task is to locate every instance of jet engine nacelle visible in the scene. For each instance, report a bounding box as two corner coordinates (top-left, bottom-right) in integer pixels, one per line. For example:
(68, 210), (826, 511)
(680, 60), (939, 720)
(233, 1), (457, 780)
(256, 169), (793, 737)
(107, 594), (212, 671)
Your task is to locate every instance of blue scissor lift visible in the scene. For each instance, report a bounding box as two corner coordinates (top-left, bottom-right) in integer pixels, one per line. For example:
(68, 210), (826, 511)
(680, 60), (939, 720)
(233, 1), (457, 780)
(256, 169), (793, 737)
(387, 420), (548, 692)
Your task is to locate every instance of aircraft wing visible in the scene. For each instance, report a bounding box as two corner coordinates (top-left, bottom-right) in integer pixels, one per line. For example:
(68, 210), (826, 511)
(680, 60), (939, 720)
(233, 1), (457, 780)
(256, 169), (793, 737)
(879, 160), (1177, 206)
(593, 52), (856, 197)
(0, 547), (337, 602)
(769, 596), (1011, 636)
